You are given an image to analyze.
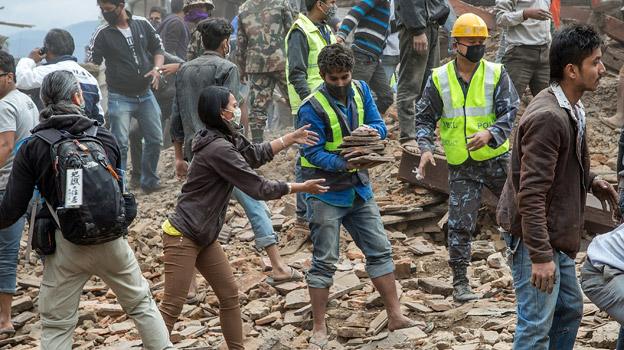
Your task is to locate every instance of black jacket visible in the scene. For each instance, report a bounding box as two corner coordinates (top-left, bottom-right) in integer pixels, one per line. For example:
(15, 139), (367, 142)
(87, 11), (164, 96)
(169, 128), (288, 246)
(395, 0), (449, 35)
(158, 14), (190, 60)
(0, 114), (120, 229)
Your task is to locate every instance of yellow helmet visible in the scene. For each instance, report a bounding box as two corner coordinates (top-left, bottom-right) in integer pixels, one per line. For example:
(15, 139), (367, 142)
(451, 13), (489, 38)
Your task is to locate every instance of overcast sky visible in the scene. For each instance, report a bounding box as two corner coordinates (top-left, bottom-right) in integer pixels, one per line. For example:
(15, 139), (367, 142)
(0, 0), (101, 36)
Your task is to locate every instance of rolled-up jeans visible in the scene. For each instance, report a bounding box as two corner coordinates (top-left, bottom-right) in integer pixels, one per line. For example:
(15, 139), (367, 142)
(107, 91), (163, 190)
(231, 187), (278, 250)
(305, 196), (394, 288)
(0, 191), (26, 294)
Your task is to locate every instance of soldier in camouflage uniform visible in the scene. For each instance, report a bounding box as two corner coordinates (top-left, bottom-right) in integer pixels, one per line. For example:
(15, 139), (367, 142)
(415, 14), (520, 303)
(184, 0), (215, 60)
(236, 0), (294, 142)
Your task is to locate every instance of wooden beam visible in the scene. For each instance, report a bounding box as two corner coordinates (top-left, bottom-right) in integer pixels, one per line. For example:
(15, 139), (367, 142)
(561, 6), (624, 44)
(449, 0), (497, 29)
(398, 150), (617, 234)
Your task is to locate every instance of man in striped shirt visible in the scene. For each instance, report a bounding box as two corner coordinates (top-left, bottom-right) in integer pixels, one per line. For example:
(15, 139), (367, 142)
(336, 0), (393, 115)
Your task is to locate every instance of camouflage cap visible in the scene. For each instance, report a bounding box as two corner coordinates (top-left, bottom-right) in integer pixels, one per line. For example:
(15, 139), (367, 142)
(183, 0), (215, 11)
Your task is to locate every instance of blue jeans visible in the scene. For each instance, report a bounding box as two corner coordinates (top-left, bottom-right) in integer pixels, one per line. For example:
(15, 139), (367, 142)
(305, 196), (393, 289)
(108, 91), (163, 190)
(503, 232), (583, 350)
(231, 187), (277, 250)
(0, 191), (26, 294)
(381, 54), (399, 92)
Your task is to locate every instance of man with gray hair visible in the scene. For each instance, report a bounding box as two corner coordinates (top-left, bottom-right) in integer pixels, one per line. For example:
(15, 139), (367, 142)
(0, 70), (173, 350)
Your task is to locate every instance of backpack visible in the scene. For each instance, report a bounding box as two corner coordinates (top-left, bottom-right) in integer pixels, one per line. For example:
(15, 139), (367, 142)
(34, 126), (128, 245)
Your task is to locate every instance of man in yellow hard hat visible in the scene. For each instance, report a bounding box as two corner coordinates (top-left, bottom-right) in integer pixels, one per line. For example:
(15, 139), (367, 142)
(415, 13), (520, 302)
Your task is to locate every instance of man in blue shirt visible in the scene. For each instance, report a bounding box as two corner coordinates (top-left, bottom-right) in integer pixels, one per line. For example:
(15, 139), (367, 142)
(297, 44), (415, 349)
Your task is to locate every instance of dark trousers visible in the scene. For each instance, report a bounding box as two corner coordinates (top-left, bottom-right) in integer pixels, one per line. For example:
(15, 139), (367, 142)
(351, 48), (393, 115)
(448, 154), (509, 266)
(397, 25), (440, 142)
(502, 44), (549, 98)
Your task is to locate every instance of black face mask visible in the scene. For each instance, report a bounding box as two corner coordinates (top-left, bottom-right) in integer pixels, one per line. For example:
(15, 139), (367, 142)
(459, 43), (486, 63)
(326, 82), (350, 99)
(102, 7), (121, 26)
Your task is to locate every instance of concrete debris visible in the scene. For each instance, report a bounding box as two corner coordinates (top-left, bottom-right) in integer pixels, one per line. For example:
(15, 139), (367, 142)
(7, 40), (623, 349)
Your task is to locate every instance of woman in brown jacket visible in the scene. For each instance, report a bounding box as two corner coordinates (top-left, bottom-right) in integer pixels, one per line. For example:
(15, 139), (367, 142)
(159, 86), (327, 349)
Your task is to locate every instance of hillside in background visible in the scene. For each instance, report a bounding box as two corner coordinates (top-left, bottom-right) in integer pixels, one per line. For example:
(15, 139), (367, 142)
(6, 20), (100, 62)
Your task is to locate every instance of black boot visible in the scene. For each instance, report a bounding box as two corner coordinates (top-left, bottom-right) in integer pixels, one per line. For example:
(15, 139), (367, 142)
(451, 263), (479, 303)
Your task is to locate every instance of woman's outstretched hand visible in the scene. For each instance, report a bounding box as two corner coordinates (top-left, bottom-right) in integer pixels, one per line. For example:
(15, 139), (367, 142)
(290, 179), (329, 195)
(289, 124), (320, 146)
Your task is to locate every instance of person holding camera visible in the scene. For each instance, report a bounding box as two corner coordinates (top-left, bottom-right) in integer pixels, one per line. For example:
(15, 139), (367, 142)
(0, 70), (173, 350)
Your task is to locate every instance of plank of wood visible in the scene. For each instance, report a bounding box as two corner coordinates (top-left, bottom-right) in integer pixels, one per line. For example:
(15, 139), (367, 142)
(448, 0), (497, 29)
(382, 211), (437, 226)
(367, 310), (388, 336)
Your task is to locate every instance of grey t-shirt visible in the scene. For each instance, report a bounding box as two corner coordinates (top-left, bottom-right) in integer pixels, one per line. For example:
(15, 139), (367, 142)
(0, 89), (38, 189)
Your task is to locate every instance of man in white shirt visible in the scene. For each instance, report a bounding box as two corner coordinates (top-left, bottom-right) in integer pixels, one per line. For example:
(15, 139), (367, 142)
(495, 0), (551, 98)
(0, 51), (38, 339)
(581, 222), (624, 350)
(16, 29), (104, 125)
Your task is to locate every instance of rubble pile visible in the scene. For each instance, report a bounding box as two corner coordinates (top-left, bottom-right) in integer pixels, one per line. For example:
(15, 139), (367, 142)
(2, 118), (620, 349)
(3, 28), (624, 350)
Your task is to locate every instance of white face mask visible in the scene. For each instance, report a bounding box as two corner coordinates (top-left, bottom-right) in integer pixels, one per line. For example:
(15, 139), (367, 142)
(224, 107), (242, 125)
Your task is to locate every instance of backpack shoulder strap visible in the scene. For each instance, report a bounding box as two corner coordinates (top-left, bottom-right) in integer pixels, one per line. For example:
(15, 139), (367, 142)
(85, 126), (98, 137)
(35, 126), (98, 145)
(44, 200), (60, 228)
(34, 129), (65, 145)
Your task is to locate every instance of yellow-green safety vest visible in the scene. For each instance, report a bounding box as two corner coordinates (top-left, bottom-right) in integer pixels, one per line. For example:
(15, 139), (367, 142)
(285, 13), (336, 114)
(431, 59), (509, 165)
(300, 82), (365, 170)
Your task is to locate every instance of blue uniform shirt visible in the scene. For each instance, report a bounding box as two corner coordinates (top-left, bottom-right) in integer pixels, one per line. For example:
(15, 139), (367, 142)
(297, 80), (387, 207)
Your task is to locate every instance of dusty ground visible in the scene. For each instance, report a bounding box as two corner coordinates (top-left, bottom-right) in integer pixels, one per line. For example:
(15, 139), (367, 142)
(2, 61), (623, 350)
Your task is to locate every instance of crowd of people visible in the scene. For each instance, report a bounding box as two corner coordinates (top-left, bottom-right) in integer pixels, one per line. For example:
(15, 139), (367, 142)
(0, 0), (623, 349)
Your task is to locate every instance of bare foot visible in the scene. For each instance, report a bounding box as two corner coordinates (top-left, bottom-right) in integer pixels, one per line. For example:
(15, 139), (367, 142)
(388, 315), (418, 331)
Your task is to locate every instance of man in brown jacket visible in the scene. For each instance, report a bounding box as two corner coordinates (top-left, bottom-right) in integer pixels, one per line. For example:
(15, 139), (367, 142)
(497, 24), (618, 350)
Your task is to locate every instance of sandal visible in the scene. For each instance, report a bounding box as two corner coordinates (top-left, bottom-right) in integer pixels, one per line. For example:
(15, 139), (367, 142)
(600, 116), (622, 130)
(0, 328), (15, 340)
(308, 336), (328, 350)
(266, 267), (303, 287)
(389, 319), (426, 332)
(400, 141), (419, 155)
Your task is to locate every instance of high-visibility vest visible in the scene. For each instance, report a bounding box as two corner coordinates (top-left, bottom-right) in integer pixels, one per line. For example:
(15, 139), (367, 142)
(431, 59), (509, 165)
(285, 13), (336, 114)
(300, 81), (365, 170)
